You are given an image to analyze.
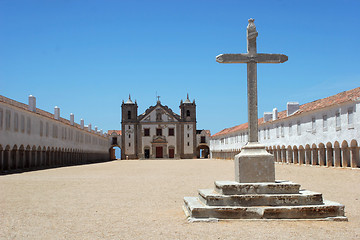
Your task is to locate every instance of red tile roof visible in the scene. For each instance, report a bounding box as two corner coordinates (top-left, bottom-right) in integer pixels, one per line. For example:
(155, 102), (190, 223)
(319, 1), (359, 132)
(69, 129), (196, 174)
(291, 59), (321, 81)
(212, 87), (360, 138)
(0, 95), (107, 139)
(108, 130), (122, 135)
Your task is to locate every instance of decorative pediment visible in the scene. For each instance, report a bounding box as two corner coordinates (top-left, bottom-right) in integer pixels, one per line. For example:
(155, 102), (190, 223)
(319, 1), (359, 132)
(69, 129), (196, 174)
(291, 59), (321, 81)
(151, 136), (167, 144)
(139, 102), (180, 122)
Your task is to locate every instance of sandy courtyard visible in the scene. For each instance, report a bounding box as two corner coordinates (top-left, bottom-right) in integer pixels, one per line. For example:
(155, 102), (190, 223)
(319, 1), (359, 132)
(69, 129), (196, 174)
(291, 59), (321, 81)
(1, 159), (359, 240)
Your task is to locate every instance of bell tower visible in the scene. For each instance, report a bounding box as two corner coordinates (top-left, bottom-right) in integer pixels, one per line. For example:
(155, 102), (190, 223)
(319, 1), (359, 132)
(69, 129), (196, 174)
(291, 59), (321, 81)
(121, 95), (138, 159)
(180, 94), (196, 158)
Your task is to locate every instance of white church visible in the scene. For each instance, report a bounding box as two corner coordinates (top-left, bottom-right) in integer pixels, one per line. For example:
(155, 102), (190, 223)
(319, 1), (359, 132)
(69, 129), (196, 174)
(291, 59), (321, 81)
(210, 87), (360, 168)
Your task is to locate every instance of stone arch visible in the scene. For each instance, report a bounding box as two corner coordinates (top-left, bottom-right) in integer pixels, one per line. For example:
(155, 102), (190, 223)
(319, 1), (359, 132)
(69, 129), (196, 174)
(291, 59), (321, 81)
(350, 139), (359, 168)
(31, 145), (37, 168)
(25, 145), (31, 168)
(281, 145), (286, 163)
(299, 145), (305, 165)
(272, 145), (277, 161)
(287, 145), (293, 163)
(326, 142), (333, 167)
(293, 145), (298, 164)
(334, 141), (341, 167)
(51, 147), (55, 166)
(37, 146), (42, 167)
(0, 144), (3, 171)
(305, 144), (311, 165)
(3, 145), (11, 171)
(318, 143), (326, 166)
(311, 143), (318, 165)
(11, 145), (18, 170)
(341, 140), (350, 168)
(276, 146), (281, 163)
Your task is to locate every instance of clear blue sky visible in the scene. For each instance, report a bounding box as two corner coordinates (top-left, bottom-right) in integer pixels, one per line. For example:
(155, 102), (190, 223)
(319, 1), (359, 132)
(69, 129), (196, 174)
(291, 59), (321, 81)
(1, 0), (359, 135)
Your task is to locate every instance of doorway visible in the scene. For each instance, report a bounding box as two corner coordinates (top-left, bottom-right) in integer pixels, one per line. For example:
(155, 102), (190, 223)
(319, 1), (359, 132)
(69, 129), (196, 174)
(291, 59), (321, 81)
(169, 148), (175, 158)
(156, 147), (163, 158)
(144, 149), (150, 159)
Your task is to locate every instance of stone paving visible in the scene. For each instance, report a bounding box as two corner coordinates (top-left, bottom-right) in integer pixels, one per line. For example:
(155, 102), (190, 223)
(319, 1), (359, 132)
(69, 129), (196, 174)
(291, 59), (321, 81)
(0, 159), (359, 239)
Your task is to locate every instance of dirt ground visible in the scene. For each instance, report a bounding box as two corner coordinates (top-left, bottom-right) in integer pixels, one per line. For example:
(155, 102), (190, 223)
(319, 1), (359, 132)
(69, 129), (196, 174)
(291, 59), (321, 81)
(0, 159), (359, 240)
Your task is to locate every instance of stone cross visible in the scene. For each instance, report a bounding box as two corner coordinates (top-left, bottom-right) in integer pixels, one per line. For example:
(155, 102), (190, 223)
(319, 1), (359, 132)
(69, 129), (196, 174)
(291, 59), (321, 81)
(216, 19), (288, 143)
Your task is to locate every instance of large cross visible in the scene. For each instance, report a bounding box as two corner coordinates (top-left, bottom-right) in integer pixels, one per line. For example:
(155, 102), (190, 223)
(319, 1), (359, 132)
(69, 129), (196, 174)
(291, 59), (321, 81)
(216, 18), (288, 143)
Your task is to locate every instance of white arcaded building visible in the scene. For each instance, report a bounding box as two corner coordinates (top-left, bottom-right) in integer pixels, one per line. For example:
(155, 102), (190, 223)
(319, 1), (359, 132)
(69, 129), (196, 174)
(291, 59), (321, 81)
(0, 95), (110, 172)
(210, 87), (360, 168)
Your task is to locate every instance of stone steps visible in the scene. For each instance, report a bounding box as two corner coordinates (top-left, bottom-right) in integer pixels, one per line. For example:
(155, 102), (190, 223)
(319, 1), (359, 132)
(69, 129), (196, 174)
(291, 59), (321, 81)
(198, 189), (323, 206)
(184, 180), (347, 221)
(184, 197), (346, 220)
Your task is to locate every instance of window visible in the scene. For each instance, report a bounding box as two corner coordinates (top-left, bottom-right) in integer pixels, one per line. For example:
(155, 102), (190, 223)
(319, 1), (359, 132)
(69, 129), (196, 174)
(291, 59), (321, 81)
(40, 121), (43, 136)
(201, 136), (206, 143)
(187, 133), (189, 138)
(128, 143), (131, 147)
(186, 110), (190, 117)
(348, 108), (354, 128)
(112, 137), (117, 145)
(323, 115), (328, 131)
(14, 113), (18, 132)
(187, 142), (190, 146)
(156, 128), (162, 136)
(53, 125), (58, 138)
(156, 112), (162, 121)
(276, 125), (279, 138)
(311, 117), (316, 133)
(127, 111), (131, 120)
(5, 110), (11, 130)
(0, 108), (2, 130)
(288, 123), (292, 136)
(335, 111), (341, 130)
(26, 117), (31, 134)
(281, 124), (284, 137)
(128, 125), (131, 129)
(46, 122), (49, 137)
(144, 128), (150, 136)
(128, 134), (131, 138)
(20, 115), (25, 133)
(297, 121), (301, 135)
(168, 128), (174, 136)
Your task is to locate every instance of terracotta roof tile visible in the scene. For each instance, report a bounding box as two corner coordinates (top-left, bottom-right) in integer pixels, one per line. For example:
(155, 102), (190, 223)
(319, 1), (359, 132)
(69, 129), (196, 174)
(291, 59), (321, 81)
(211, 87), (360, 138)
(108, 130), (122, 135)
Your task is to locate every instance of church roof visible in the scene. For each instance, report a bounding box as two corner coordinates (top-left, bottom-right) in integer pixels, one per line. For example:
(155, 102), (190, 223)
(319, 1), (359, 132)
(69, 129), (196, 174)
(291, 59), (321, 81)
(108, 130), (122, 136)
(212, 87), (360, 138)
(138, 101), (181, 121)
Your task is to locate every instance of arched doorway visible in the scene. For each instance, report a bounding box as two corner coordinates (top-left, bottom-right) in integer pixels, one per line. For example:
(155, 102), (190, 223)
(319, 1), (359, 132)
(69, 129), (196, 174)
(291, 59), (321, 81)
(109, 145), (121, 160)
(196, 145), (210, 158)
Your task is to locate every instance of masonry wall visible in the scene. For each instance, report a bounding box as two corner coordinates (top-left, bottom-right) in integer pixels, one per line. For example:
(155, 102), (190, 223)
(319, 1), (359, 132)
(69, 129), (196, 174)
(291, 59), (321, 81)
(0, 98), (110, 173)
(210, 101), (360, 168)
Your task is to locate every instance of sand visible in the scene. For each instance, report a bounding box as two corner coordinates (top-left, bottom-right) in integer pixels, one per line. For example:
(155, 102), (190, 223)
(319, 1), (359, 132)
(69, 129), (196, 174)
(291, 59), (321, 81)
(0, 159), (359, 240)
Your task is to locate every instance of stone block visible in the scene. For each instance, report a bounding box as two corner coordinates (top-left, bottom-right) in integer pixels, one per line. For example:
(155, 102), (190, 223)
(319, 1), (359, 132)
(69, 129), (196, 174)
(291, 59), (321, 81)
(198, 189), (323, 206)
(235, 143), (275, 183)
(215, 181), (300, 195)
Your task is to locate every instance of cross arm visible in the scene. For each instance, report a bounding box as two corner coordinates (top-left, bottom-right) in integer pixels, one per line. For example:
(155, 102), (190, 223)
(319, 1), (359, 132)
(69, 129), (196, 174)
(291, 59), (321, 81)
(216, 54), (249, 63)
(256, 53), (288, 63)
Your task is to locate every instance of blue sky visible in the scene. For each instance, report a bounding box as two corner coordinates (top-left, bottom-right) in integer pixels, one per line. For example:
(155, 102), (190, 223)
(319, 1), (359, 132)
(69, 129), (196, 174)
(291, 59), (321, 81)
(1, 0), (359, 135)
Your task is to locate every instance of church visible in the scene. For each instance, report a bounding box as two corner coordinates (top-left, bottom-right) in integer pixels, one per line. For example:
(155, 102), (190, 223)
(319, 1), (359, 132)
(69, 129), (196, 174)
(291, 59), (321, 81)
(120, 94), (200, 159)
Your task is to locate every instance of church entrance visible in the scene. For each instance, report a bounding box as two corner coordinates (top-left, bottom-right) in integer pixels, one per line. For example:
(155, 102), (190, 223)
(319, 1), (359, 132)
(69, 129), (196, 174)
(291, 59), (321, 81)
(156, 147), (163, 158)
(169, 148), (175, 158)
(144, 149), (150, 159)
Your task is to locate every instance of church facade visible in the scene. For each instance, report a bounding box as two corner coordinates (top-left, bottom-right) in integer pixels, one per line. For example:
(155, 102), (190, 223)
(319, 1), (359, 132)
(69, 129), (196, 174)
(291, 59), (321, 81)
(121, 95), (198, 159)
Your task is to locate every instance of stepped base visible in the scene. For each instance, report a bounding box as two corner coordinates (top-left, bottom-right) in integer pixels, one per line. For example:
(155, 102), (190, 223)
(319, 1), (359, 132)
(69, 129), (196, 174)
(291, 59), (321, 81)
(184, 197), (346, 221)
(184, 180), (347, 221)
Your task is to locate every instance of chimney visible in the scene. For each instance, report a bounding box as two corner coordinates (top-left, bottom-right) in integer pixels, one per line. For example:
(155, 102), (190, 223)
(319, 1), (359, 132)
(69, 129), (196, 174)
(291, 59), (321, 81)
(95, 126), (98, 133)
(272, 108), (278, 121)
(70, 113), (74, 126)
(54, 106), (60, 120)
(287, 102), (300, 116)
(263, 112), (273, 122)
(80, 119), (84, 129)
(28, 95), (36, 112)
(100, 129), (103, 134)
(88, 123), (92, 132)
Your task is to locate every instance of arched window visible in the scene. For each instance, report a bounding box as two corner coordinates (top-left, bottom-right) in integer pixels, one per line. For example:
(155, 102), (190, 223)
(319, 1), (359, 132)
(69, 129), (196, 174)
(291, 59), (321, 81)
(186, 110), (190, 117)
(127, 111), (131, 120)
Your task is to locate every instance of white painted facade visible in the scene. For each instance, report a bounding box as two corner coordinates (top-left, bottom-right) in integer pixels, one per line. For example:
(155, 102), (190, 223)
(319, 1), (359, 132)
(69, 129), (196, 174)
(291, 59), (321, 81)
(210, 88), (360, 168)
